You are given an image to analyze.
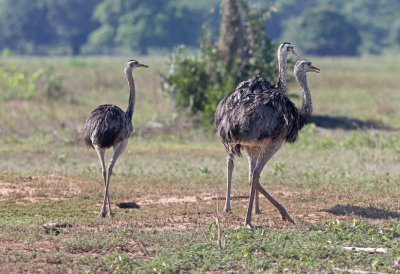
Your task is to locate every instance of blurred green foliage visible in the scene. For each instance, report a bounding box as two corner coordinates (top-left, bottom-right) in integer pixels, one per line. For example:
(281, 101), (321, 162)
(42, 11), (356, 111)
(276, 0), (400, 55)
(0, 65), (64, 100)
(0, 0), (398, 55)
(81, 0), (206, 55)
(45, 0), (100, 55)
(282, 8), (361, 56)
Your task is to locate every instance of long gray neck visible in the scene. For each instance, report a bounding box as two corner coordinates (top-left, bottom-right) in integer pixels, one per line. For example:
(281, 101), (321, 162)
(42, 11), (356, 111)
(125, 69), (135, 120)
(276, 52), (288, 92)
(295, 72), (312, 129)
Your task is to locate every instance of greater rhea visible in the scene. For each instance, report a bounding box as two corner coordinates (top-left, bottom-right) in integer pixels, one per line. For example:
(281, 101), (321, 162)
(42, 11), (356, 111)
(215, 59), (320, 226)
(84, 60), (148, 217)
(217, 42), (297, 215)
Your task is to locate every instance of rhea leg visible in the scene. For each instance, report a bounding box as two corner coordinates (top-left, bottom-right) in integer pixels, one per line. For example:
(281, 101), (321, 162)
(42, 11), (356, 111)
(245, 147), (265, 225)
(224, 154), (234, 212)
(245, 141), (286, 226)
(247, 153), (261, 214)
(94, 146), (112, 217)
(256, 183), (294, 224)
(244, 148), (261, 215)
(254, 190), (261, 214)
(245, 150), (263, 226)
(100, 139), (129, 217)
(253, 140), (294, 224)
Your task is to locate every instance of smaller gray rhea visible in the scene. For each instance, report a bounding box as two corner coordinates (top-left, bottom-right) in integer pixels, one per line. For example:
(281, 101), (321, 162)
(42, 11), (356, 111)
(84, 60), (148, 217)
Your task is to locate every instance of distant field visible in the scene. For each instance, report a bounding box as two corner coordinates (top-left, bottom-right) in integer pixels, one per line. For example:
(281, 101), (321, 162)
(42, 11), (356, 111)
(0, 55), (399, 272)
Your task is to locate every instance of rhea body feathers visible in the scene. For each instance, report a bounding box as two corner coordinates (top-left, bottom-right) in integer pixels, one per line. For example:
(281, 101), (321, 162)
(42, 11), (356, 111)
(215, 78), (300, 157)
(84, 104), (133, 149)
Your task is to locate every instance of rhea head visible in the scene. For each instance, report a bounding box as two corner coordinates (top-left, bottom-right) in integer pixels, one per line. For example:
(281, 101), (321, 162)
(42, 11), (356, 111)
(294, 59), (320, 78)
(124, 59), (149, 71)
(278, 42), (297, 58)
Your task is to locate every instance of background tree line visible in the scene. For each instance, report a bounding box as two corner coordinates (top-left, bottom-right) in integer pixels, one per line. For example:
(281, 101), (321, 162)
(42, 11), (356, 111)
(0, 0), (399, 56)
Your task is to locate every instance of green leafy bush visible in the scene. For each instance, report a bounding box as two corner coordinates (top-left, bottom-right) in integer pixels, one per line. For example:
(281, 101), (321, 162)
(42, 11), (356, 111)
(162, 1), (279, 125)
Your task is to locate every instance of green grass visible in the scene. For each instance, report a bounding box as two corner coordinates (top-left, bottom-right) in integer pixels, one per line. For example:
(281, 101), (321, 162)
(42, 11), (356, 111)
(1, 219), (400, 272)
(1, 54), (400, 272)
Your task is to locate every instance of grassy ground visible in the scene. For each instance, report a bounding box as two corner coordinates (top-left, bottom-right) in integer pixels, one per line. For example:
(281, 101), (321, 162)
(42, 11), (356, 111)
(0, 54), (400, 273)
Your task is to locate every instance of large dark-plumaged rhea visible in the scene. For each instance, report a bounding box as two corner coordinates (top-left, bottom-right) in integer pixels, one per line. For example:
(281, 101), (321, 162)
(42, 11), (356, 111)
(218, 42), (297, 215)
(84, 60), (148, 217)
(215, 59), (320, 226)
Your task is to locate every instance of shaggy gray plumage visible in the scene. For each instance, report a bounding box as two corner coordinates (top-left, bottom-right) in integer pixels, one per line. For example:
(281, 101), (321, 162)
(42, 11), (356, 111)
(215, 59), (320, 226)
(84, 104), (133, 149)
(216, 84), (300, 156)
(215, 42), (297, 215)
(84, 60), (148, 217)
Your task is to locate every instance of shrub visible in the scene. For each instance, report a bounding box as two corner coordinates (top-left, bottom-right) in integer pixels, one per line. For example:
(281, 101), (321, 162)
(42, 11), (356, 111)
(161, 0), (279, 125)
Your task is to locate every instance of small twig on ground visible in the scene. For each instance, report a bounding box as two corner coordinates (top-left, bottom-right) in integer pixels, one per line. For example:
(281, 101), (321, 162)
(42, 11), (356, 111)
(212, 195), (248, 200)
(215, 199), (222, 251)
(342, 247), (387, 254)
(333, 267), (385, 274)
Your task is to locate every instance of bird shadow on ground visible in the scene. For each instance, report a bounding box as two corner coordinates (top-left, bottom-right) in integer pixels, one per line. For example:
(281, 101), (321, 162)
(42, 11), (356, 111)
(310, 114), (397, 130)
(116, 202), (140, 209)
(320, 204), (400, 220)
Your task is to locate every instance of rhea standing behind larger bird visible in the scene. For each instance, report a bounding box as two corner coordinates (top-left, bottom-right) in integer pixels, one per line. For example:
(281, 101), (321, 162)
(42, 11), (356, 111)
(215, 59), (320, 226)
(84, 60), (148, 217)
(216, 42), (297, 215)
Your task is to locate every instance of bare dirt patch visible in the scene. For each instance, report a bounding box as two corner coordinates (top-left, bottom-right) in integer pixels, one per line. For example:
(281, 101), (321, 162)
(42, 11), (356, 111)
(136, 193), (215, 205)
(0, 174), (85, 201)
(106, 189), (400, 231)
(0, 182), (35, 197)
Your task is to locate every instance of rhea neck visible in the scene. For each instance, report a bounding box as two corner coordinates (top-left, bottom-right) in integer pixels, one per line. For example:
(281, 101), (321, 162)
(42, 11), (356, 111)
(276, 51), (288, 92)
(295, 70), (312, 128)
(125, 68), (135, 120)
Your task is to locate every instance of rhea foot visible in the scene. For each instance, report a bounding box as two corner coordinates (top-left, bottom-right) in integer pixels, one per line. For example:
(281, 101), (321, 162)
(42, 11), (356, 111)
(99, 209), (107, 218)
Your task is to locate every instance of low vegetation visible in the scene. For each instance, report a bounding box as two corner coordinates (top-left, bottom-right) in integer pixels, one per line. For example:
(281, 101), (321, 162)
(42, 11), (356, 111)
(0, 65), (63, 101)
(0, 55), (400, 272)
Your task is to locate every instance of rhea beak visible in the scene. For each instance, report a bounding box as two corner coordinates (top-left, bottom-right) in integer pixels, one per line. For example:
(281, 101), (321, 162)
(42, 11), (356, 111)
(139, 63), (149, 68)
(291, 49), (298, 56)
(309, 65), (320, 73)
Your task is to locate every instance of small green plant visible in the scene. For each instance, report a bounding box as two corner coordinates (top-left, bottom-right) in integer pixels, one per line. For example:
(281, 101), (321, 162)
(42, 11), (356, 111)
(106, 251), (136, 273)
(209, 218), (219, 241)
(1, 48), (10, 57)
(232, 226), (255, 241)
(273, 161), (286, 176)
(199, 166), (210, 174)
(56, 153), (67, 164)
